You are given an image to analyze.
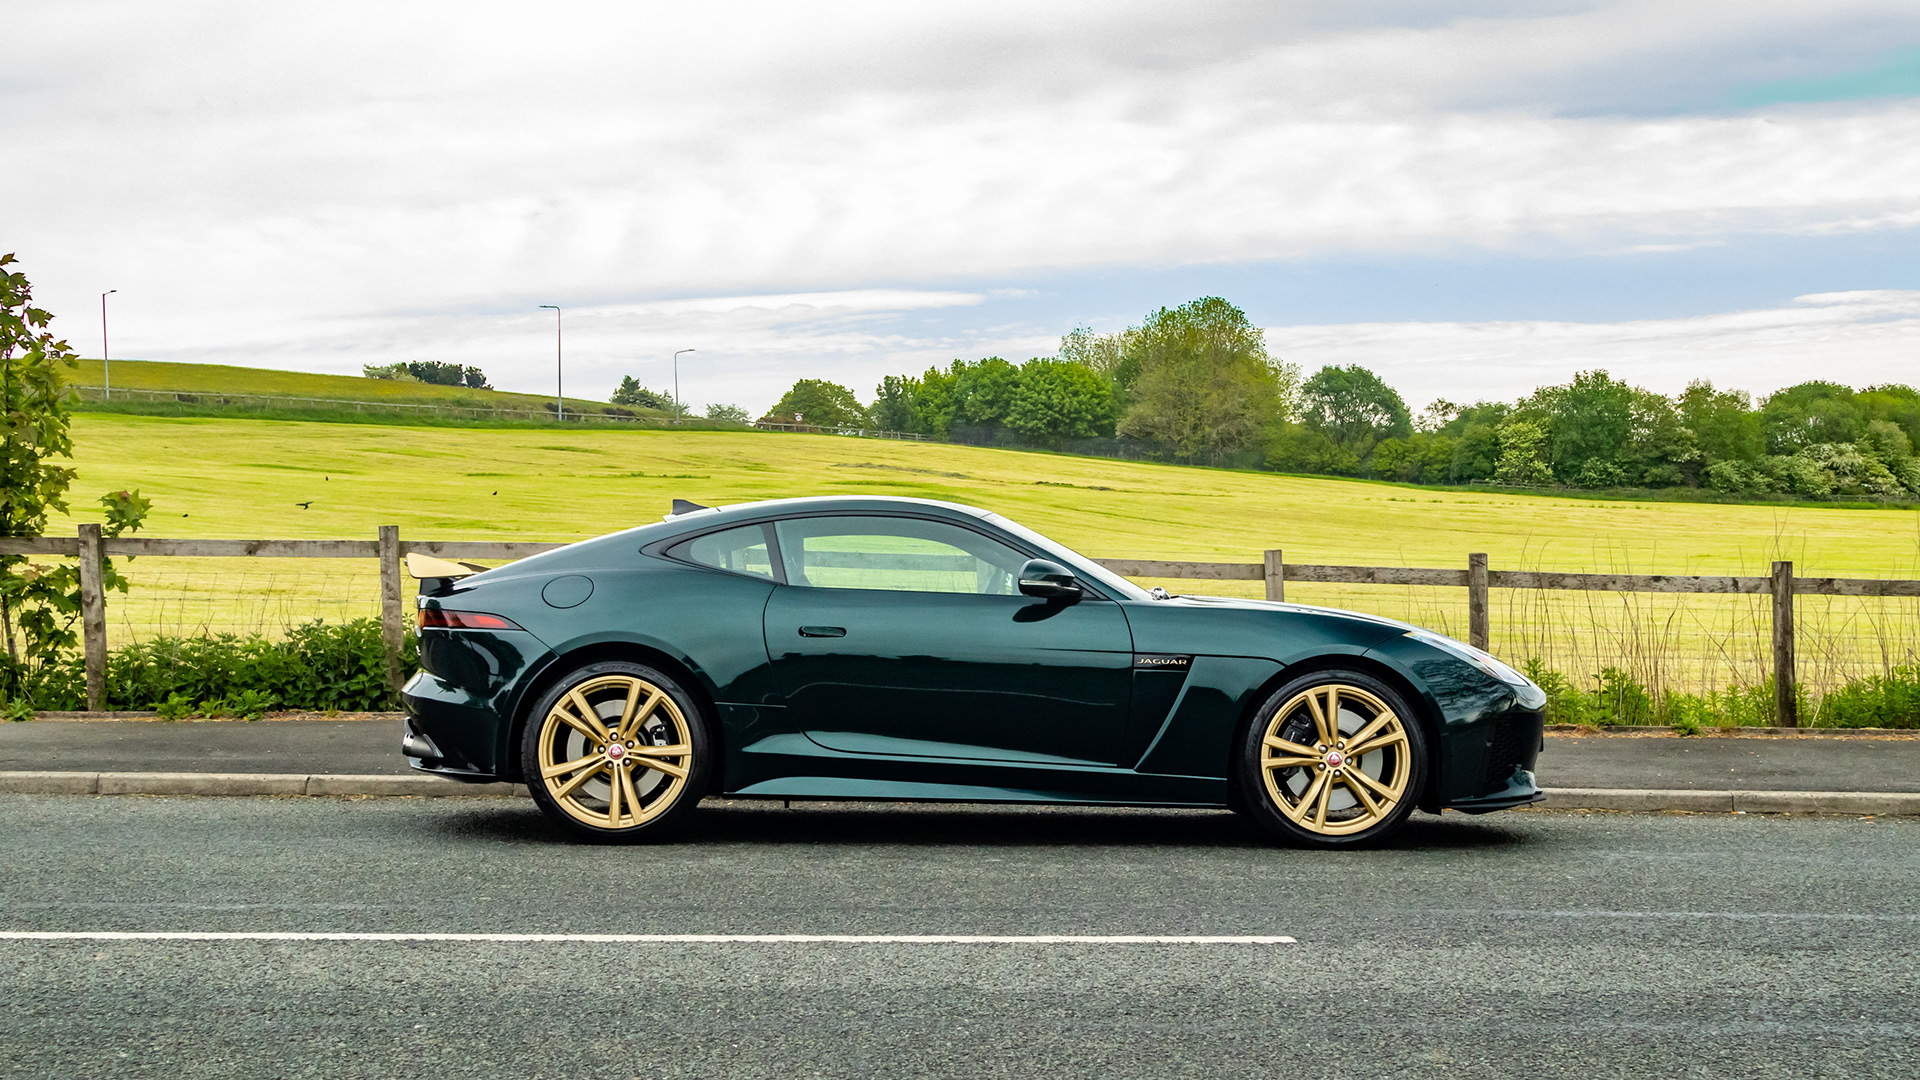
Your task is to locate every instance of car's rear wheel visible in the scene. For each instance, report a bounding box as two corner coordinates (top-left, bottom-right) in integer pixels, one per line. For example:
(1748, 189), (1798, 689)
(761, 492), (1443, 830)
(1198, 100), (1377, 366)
(521, 661), (710, 842)
(1236, 670), (1426, 848)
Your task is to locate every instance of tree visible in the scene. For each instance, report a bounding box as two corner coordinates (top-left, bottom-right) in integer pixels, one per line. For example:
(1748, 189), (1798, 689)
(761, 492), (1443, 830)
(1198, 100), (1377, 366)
(1860, 384), (1920, 449)
(1761, 382), (1865, 454)
(1449, 422), (1501, 482)
(611, 376), (673, 411)
(1057, 324), (1132, 408)
(1004, 360), (1115, 448)
(868, 374), (923, 433)
(0, 254), (150, 703)
(949, 357), (1021, 432)
(1678, 381), (1763, 467)
(764, 379), (868, 428)
(1522, 370), (1634, 483)
(397, 360), (489, 388)
(1494, 420), (1553, 486)
(1297, 365), (1412, 469)
(1115, 297), (1298, 463)
(704, 403), (751, 425)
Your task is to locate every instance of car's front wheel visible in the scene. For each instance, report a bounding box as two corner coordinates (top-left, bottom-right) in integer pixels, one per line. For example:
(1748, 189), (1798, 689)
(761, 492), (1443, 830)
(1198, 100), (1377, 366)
(1236, 670), (1427, 847)
(521, 660), (710, 842)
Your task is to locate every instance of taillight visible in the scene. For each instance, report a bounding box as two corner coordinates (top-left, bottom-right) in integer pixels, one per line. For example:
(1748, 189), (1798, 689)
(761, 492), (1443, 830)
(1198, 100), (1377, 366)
(418, 608), (523, 631)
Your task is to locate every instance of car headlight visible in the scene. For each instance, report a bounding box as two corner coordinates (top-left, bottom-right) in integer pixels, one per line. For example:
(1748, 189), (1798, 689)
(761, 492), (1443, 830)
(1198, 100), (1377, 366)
(1403, 629), (1546, 708)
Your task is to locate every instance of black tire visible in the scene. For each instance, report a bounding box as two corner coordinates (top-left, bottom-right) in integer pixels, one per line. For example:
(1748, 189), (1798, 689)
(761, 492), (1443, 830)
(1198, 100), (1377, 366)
(1235, 669), (1427, 848)
(521, 660), (711, 843)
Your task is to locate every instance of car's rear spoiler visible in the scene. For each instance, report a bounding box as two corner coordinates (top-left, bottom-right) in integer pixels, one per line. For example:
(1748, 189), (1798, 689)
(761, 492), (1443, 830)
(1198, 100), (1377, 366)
(404, 552), (490, 579)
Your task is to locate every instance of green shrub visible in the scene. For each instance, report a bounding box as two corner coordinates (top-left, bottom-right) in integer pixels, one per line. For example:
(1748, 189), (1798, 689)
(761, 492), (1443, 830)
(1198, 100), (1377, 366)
(155, 692), (197, 720)
(1523, 661), (1915, 729)
(229, 688), (277, 720)
(16, 618), (414, 712)
(1812, 667), (1920, 729)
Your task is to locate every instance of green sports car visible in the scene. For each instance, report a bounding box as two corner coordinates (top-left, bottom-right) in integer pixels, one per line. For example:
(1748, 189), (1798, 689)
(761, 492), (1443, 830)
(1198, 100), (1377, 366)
(400, 496), (1545, 846)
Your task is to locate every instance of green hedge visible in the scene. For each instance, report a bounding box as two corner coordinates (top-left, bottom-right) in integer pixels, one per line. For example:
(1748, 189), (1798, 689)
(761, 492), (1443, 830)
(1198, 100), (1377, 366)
(19, 619), (413, 713)
(12, 617), (1920, 728)
(1523, 660), (1920, 730)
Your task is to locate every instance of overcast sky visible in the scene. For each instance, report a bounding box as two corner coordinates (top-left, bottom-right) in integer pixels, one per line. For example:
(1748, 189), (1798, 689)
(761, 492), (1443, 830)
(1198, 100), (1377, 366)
(7, 1), (1919, 415)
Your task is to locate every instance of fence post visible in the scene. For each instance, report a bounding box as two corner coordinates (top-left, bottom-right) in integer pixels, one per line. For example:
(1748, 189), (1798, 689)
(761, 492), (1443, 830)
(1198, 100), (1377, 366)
(1772, 560), (1796, 728)
(77, 524), (107, 712)
(1263, 549), (1284, 602)
(379, 525), (405, 693)
(1468, 553), (1490, 652)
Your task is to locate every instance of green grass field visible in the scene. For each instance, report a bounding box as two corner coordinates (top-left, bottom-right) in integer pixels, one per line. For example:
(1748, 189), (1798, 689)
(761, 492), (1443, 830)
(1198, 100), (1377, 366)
(71, 358), (660, 416)
(58, 413), (1920, 698)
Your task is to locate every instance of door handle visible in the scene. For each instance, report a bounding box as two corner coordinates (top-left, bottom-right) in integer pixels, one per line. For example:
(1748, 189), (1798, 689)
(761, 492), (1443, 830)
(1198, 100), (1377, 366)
(798, 625), (847, 638)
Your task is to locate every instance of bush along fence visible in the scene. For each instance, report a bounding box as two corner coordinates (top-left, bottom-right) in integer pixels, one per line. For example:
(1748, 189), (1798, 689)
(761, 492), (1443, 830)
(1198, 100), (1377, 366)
(4, 526), (1918, 725)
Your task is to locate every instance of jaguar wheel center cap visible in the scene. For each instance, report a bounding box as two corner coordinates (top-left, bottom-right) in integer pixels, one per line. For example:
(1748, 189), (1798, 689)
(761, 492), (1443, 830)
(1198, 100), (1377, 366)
(606, 743), (627, 761)
(1325, 750), (1345, 769)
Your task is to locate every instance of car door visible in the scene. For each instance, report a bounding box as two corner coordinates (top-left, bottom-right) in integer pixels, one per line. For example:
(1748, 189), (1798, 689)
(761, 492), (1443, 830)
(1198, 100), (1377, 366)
(762, 513), (1135, 765)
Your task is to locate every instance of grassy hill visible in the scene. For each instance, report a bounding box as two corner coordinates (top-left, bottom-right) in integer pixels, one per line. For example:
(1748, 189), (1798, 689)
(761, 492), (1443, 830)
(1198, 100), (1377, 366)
(61, 412), (1920, 572)
(69, 358), (664, 418)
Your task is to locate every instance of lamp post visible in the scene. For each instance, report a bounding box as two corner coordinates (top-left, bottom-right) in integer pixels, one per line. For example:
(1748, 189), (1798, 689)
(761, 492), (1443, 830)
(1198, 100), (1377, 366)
(538, 305), (562, 421)
(101, 290), (117, 400)
(672, 348), (695, 422)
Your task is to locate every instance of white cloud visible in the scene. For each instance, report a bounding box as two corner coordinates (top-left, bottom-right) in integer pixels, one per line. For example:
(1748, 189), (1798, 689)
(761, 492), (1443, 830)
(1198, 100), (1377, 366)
(7, 1), (1920, 401)
(1267, 290), (1920, 406)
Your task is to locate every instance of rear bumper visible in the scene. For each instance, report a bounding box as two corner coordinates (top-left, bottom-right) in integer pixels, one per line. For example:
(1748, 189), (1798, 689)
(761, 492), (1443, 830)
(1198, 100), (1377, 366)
(400, 675), (508, 781)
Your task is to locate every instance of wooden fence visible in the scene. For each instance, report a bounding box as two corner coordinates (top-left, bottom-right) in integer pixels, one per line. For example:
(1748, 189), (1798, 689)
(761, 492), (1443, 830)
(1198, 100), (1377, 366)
(7, 526), (1919, 725)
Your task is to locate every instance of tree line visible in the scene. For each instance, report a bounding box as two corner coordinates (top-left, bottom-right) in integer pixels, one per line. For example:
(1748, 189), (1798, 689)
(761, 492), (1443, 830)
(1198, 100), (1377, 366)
(757, 295), (1920, 500)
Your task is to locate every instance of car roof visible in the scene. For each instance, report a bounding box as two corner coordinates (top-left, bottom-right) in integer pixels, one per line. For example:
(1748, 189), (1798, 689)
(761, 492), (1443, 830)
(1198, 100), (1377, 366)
(664, 495), (994, 528)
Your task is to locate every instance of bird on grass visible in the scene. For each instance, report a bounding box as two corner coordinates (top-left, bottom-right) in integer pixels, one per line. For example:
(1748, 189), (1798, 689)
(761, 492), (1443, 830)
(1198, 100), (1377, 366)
(295, 500), (315, 509)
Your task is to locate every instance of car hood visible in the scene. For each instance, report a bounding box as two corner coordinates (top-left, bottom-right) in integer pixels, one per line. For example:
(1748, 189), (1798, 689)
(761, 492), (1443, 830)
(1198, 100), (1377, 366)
(1156, 593), (1426, 635)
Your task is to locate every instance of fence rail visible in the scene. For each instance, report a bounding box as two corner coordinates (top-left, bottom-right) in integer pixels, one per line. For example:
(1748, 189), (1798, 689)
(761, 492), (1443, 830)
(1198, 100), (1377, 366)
(11, 529), (1917, 727)
(77, 386), (937, 440)
(73, 385), (693, 425)
(751, 420), (933, 441)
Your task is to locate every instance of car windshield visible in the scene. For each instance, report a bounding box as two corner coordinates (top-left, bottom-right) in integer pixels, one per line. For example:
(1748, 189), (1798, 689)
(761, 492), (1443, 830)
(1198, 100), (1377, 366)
(983, 513), (1154, 601)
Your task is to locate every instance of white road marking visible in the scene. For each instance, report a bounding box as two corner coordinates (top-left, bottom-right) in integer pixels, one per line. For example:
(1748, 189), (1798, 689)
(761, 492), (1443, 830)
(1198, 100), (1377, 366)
(1459, 910), (1918, 922)
(0, 931), (1296, 944)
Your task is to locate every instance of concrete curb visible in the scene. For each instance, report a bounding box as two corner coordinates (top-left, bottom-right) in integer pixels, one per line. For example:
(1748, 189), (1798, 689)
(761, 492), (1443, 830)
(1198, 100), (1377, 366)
(1536, 788), (1920, 815)
(0, 772), (525, 798)
(1545, 725), (1917, 737)
(0, 773), (1915, 814)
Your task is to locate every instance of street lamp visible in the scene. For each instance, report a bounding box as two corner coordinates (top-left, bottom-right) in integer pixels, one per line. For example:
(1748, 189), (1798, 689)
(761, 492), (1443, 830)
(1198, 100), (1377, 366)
(538, 305), (562, 421)
(672, 349), (695, 422)
(101, 290), (117, 401)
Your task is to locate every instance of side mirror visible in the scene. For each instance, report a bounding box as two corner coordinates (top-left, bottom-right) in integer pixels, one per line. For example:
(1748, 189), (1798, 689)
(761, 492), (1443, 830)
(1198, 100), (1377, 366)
(1018, 559), (1082, 602)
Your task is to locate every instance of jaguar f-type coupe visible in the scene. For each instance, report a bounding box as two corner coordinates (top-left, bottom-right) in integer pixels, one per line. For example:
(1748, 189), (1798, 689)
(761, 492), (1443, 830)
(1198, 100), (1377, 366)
(400, 496), (1545, 846)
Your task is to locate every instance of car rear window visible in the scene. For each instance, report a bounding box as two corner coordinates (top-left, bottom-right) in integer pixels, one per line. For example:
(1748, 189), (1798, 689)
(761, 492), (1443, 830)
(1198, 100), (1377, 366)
(669, 524), (777, 580)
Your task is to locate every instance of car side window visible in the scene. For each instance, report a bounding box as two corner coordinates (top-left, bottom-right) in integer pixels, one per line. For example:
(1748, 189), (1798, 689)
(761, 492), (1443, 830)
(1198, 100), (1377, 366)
(773, 516), (1025, 595)
(669, 524), (777, 581)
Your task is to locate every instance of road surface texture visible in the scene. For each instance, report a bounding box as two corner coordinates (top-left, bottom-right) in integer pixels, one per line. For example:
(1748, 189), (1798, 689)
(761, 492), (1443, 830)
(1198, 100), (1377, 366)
(2, 794), (1916, 1078)
(6, 718), (1919, 789)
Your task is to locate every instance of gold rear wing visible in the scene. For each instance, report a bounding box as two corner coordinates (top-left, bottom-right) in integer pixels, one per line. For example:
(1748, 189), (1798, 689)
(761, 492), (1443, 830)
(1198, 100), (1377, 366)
(405, 552), (490, 579)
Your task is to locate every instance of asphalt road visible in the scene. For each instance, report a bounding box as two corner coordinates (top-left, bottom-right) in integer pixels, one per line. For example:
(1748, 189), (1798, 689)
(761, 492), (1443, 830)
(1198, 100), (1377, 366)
(6, 719), (1920, 790)
(2, 795), (1916, 1078)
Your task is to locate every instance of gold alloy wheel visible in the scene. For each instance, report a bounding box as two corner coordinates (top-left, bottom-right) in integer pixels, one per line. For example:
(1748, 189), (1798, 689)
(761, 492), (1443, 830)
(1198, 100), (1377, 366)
(1259, 683), (1411, 836)
(535, 674), (693, 830)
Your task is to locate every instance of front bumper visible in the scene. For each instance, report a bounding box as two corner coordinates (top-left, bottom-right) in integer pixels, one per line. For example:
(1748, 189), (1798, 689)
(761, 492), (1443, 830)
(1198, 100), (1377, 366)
(1438, 705), (1545, 812)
